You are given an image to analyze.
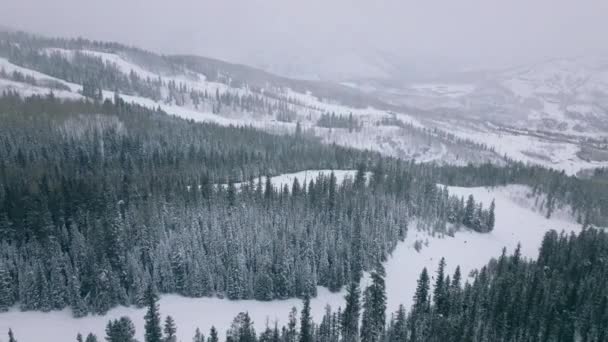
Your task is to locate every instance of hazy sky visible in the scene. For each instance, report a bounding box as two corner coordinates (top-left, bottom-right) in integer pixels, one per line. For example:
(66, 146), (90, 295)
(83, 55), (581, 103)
(2, 0), (608, 78)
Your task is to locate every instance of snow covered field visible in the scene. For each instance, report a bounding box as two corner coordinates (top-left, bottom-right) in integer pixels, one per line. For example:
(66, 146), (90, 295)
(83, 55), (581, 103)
(0, 181), (582, 341)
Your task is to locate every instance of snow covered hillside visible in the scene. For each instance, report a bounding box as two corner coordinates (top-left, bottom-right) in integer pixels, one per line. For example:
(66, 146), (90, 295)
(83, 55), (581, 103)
(1, 32), (606, 173)
(0, 178), (582, 342)
(364, 57), (608, 174)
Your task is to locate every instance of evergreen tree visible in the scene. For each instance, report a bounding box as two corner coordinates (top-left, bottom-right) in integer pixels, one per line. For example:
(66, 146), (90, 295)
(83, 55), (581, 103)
(341, 281), (361, 341)
(299, 296), (313, 342)
(193, 328), (204, 342)
(163, 316), (177, 342)
(227, 312), (256, 342)
(433, 258), (447, 315)
(285, 307), (298, 342)
(207, 326), (219, 342)
(85, 333), (99, 342)
(144, 286), (162, 342)
(463, 195), (475, 228)
(487, 199), (496, 231)
(105, 316), (136, 342)
(387, 305), (407, 342)
(360, 264), (386, 342)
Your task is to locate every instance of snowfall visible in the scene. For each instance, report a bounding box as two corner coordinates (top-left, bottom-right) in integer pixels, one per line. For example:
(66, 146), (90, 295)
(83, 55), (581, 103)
(0, 170), (583, 342)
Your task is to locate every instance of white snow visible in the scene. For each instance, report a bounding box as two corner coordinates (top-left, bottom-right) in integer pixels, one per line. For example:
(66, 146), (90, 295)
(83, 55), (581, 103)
(0, 182), (582, 342)
(0, 57), (80, 92)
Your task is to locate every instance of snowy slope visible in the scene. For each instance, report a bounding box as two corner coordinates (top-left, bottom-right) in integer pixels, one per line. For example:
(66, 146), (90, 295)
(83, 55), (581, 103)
(2, 42), (606, 173)
(366, 57), (608, 174)
(0, 180), (582, 342)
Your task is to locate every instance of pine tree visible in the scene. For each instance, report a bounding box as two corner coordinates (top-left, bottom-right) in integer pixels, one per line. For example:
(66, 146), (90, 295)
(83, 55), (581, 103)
(227, 312), (256, 342)
(413, 268), (430, 313)
(387, 305), (407, 342)
(354, 163), (367, 189)
(463, 195), (475, 228)
(144, 286), (162, 342)
(85, 333), (99, 342)
(433, 258), (447, 315)
(410, 267), (430, 342)
(207, 326), (219, 342)
(350, 214), (364, 282)
(105, 316), (136, 342)
(164, 316), (177, 342)
(299, 296), (313, 342)
(341, 281), (361, 341)
(193, 328), (204, 342)
(285, 307), (298, 342)
(360, 264), (386, 342)
(487, 199), (496, 231)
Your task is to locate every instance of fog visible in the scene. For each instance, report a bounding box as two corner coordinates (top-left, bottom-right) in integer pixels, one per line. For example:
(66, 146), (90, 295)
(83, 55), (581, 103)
(2, 0), (607, 79)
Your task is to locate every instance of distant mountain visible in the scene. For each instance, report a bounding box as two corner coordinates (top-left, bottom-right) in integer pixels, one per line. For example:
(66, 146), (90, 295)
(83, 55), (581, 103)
(350, 57), (608, 174)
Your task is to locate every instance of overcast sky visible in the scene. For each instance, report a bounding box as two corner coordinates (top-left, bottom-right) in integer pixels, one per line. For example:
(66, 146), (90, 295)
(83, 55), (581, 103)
(2, 0), (608, 78)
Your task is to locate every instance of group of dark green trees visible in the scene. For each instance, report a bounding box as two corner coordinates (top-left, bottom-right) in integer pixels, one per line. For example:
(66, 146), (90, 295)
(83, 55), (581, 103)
(316, 113), (360, 132)
(0, 93), (606, 342)
(0, 93), (508, 315)
(8, 226), (602, 342)
(0, 93), (605, 317)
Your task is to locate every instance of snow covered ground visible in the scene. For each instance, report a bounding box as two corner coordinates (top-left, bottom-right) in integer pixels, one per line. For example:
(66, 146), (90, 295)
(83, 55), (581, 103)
(0, 181), (582, 341)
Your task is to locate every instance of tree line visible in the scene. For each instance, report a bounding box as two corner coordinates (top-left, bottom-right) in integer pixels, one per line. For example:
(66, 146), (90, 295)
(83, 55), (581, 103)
(6, 227), (603, 342)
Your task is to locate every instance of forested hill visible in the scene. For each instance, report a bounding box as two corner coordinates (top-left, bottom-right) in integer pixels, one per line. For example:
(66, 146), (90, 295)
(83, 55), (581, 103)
(102, 227), (603, 342)
(0, 93), (606, 317)
(0, 93), (491, 315)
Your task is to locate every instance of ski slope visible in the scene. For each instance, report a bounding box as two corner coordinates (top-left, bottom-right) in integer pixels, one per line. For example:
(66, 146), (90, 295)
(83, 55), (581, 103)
(0, 180), (582, 342)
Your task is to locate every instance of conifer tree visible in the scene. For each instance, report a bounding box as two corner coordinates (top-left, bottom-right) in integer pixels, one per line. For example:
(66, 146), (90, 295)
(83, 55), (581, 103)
(193, 328), (204, 342)
(360, 264), (386, 342)
(387, 305), (407, 342)
(433, 258), (447, 315)
(341, 281), (361, 341)
(207, 326), (219, 342)
(85, 333), (99, 342)
(164, 316), (177, 342)
(105, 316), (136, 342)
(299, 296), (313, 342)
(144, 286), (162, 342)
(488, 199), (496, 231)
(463, 195), (475, 228)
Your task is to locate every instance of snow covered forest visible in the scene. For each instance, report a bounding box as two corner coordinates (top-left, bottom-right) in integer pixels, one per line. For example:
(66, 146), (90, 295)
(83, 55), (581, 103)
(0, 94), (503, 315)
(0, 29), (608, 342)
(11, 227), (606, 342)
